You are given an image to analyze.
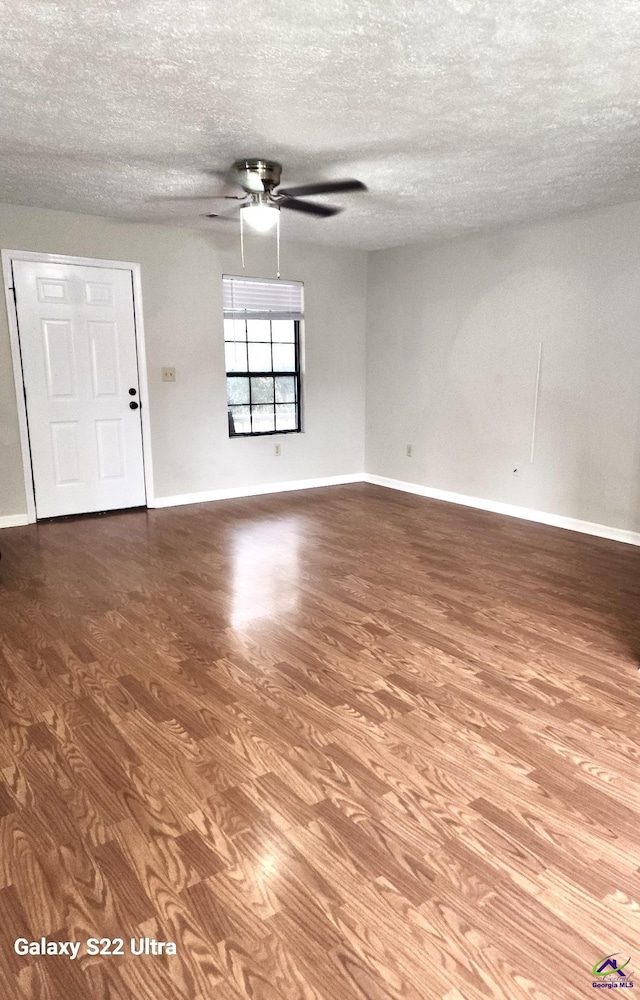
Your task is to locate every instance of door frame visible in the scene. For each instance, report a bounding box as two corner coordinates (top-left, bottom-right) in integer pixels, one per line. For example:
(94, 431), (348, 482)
(2, 249), (155, 522)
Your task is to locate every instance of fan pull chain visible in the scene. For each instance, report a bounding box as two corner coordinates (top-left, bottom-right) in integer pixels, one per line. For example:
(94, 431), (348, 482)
(276, 212), (281, 279)
(240, 212), (245, 270)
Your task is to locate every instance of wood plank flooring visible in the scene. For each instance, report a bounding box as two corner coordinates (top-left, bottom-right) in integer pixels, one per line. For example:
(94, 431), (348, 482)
(0, 482), (639, 999)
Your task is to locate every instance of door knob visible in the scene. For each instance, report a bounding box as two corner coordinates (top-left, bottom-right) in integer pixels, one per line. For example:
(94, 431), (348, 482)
(129, 401), (139, 409)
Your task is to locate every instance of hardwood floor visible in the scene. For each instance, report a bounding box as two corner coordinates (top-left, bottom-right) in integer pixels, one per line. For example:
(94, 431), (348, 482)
(0, 482), (639, 999)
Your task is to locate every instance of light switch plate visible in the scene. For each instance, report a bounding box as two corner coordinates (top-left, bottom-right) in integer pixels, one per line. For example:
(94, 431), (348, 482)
(162, 367), (176, 382)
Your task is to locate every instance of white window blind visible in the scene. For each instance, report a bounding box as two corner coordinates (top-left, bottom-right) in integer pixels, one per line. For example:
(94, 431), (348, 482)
(223, 275), (303, 321)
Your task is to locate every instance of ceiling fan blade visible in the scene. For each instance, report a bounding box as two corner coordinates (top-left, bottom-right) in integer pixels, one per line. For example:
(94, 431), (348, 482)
(204, 204), (245, 220)
(277, 179), (366, 198)
(279, 197), (342, 217)
(149, 194), (246, 203)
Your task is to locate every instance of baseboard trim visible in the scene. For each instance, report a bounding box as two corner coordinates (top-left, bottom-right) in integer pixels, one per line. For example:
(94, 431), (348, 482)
(150, 473), (365, 509)
(5, 475), (637, 546)
(0, 514), (30, 530)
(363, 474), (640, 547)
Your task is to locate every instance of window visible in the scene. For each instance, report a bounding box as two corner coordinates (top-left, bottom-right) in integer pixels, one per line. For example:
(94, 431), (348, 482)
(223, 275), (303, 436)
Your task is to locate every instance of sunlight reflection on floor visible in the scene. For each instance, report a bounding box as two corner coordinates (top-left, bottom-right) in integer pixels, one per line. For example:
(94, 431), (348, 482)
(230, 516), (302, 628)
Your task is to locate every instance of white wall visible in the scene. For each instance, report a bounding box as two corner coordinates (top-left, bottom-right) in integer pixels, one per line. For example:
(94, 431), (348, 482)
(0, 204), (367, 517)
(4, 199), (640, 536)
(366, 201), (640, 533)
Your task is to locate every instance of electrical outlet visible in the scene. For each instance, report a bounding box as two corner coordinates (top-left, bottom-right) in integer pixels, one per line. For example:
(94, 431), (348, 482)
(406, 444), (412, 458)
(274, 443), (281, 456)
(161, 367), (176, 382)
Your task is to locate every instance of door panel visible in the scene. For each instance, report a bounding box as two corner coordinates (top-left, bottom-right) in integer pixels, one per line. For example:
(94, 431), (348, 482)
(51, 421), (81, 484)
(36, 276), (70, 303)
(84, 281), (114, 306)
(13, 261), (146, 518)
(42, 320), (76, 397)
(95, 419), (126, 480)
(88, 321), (120, 396)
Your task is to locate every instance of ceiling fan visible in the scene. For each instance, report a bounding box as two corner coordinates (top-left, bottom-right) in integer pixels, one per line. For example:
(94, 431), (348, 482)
(203, 158), (367, 231)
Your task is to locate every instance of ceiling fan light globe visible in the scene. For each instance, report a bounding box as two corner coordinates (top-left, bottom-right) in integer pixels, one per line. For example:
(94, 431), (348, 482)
(241, 204), (279, 232)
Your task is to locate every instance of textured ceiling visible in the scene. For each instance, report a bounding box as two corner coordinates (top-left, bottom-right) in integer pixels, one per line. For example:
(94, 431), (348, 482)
(1, 1), (640, 249)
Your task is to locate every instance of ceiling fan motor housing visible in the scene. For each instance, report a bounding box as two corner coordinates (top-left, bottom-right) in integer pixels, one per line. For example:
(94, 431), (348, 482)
(233, 158), (282, 193)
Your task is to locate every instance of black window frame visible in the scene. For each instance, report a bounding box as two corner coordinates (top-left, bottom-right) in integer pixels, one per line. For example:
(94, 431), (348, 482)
(226, 318), (302, 437)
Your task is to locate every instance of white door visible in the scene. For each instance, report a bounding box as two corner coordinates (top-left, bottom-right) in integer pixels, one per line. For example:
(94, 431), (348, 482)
(13, 261), (146, 518)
